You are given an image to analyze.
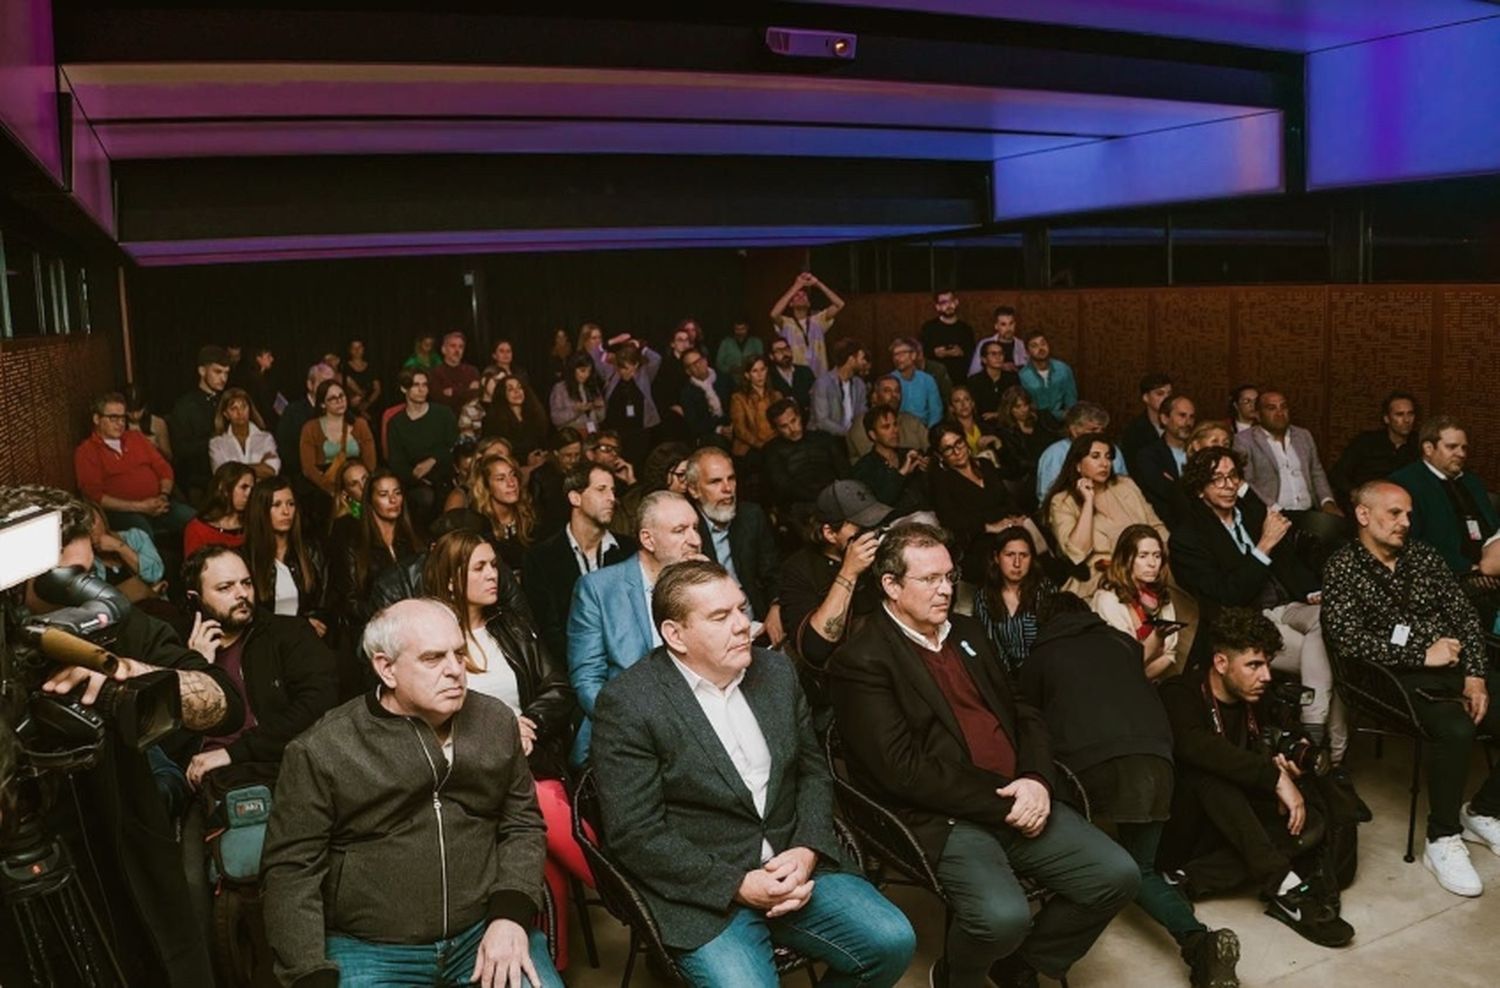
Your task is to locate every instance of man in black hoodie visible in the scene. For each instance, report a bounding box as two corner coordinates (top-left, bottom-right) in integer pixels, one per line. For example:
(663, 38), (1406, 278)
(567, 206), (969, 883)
(1158, 607), (1355, 949)
(1020, 593), (1238, 988)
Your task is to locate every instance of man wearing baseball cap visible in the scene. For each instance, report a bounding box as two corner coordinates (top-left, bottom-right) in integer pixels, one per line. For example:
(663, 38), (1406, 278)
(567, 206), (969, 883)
(779, 481), (893, 720)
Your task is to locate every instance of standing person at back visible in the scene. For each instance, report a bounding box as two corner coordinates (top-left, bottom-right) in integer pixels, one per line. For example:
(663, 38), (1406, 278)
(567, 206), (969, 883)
(968, 306), (1028, 377)
(922, 289), (975, 388)
(770, 270), (846, 377)
(170, 344), (232, 501)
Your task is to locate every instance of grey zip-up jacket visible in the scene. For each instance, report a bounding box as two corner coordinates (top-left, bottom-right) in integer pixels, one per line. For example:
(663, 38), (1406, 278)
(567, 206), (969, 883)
(261, 689), (545, 988)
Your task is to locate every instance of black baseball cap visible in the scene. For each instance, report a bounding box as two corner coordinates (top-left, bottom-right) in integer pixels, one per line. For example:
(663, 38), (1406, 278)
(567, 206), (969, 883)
(815, 480), (892, 529)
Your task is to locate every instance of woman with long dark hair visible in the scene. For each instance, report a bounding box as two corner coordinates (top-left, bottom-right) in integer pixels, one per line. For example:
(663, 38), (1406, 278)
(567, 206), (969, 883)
(1043, 434), (1167, 597)
(973, 526), (1056, 676)
(209, 386), (280, 479)
(995, 385), (1057, 490)
(330, 468), (422, 621)
(1092, 524), (1181, 681)
(548, 352), (604, 433)
(421, 530), (592, 969)
(244, 477), (329, 637)
(487, 375), (550, 462)
(183, 462), (255, 557)
(469, 452), (538, 576)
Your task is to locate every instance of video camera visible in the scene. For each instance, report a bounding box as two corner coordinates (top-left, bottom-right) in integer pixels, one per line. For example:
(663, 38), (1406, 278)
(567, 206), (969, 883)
(1257, 679), (1332, 778)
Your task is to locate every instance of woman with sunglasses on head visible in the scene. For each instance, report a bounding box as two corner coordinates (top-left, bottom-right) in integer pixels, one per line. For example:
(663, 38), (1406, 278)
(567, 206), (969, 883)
(421, 530), (594, 971)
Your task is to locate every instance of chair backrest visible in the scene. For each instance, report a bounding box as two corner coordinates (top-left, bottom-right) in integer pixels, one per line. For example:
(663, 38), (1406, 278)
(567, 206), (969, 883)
(1323, 635), (1426, 736)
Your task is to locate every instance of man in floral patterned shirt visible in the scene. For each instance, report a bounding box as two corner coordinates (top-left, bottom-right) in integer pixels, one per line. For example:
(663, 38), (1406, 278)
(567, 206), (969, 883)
(1322, 480), (1500, 898)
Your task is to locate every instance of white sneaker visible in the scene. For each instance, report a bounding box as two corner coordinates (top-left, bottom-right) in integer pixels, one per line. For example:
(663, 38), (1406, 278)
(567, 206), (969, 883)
(1460, 803), (1500, 855)
(1424, 834), (1484, 897)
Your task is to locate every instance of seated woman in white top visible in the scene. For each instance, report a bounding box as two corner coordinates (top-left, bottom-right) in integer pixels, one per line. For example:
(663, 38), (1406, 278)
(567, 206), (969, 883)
(1090, 523), (1181, 681)
(209, 387), (280, 478)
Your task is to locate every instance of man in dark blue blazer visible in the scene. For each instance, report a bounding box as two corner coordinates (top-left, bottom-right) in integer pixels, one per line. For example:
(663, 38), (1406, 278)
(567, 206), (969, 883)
(592, 560), (914, 987)
(566, 491), (704, 765)
(1390, 416), (1500, 578)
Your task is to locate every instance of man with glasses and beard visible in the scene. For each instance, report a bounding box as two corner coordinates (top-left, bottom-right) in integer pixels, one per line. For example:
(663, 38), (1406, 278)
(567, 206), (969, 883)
(177, 545), (339, 945)
(684, 447), (783, 646)
(827, 522), (1138, 988)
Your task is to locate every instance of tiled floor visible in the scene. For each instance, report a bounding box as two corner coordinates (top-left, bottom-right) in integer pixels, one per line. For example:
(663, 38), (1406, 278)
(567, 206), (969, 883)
(560, 742), (1500, 986)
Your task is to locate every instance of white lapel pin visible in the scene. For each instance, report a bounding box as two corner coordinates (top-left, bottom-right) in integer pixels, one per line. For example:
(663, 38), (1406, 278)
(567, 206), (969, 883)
(959, 640), (977, 657)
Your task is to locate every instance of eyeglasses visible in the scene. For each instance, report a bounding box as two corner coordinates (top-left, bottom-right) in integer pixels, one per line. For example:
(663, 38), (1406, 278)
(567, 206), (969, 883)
(1208, 471), (1242, 487)
(98, 413), (126, 422)
(938, 441), (966, 456)
(904, 570), (959, 589)
(595, 444), (620, 455)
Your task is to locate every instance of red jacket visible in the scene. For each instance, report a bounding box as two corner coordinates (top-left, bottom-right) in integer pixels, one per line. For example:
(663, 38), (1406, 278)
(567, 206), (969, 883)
(74, 431), (174, 503)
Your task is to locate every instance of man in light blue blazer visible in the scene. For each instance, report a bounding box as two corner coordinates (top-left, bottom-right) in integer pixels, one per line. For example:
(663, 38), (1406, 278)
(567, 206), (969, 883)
(567, 490), (706, 765)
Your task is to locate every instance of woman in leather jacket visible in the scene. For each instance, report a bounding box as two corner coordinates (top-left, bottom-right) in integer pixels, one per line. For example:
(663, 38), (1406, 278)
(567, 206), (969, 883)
(244, 476), (332, 638)
(422, 529), (592, 969)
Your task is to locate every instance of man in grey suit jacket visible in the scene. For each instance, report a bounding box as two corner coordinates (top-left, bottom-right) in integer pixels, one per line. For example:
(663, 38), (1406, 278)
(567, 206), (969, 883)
(592, 560), (915, 987)
(1232, 390), (1342, 516)
(566, 490), (705, 765)
(809, 339), (871, 437)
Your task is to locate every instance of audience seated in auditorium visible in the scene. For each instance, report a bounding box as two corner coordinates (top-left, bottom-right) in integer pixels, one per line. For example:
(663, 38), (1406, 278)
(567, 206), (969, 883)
(123, 381), (174, 460)
(767, 336), (816, 411)
(921, 289), (976, 387)
(169, 344), (231, 499)
(1018, 329), (1078, 426)
(530, 427), (586, 537)
(828, 523), (1139, 988)
(929, 420), (1037, 583)
(340, 338), (381, 417)
(1035, 401), (1129, 504)
(328, 460), (368, 531)
(1090, 524), (1183, 681)
(809, 338), (870, 437)
(1044, 435), (1167, 598)
(278, 361), (337, 478)
(918, 342), (956, 409)
(994, 385), (1057, 499)
(244, 477), (329, 639)
(852, 407), (932, 516)
(612, 440), (689, 540)
(592, 559), (915, 987)
(1157, 608), (1356, 948)
(1120, 372), (1173, 460)
(85, 499), (165, 595)
(549, 352), (606, 434)
(679, 347), (735, 446)
(1233, 391), (1341, 516)
(480, 337), (529, 389)
(427, 331), (482, 416)
(1331, 391), (1419, 504)
(1169, 447), (1346, 766)
(1389, 415), (1500, 580)
(209, 386), (280, 479)
(1230, 385), (1259, 434)
(566, 490), (705, 764)
(601, 340), (662, 465)
(729, 353), (783, 457)
(1322, 481), (1500, 897)
(388, 367), (460, 524)
(1188, 419), (1234, 455)
(770, 270), (845, 377)
(1130, 393), (1198, 527)
(966, 338), (1021, 425)
(183, 463), (254, 558)
(526, 463), (636, 664)
(261, 598), (563, 988)
(715, 319), (763, 386)
(967, 304), (1028, 377)
(422, 531), (595, 970)
(486, 374), (551, 465)
(454, 451), (537, 577)
(946, 386), (1005, 463)
(764, 397), (850, 516)
(76, 390), (196, 546)
(887, 336), (944, 427)
(651, 323), (696, 438)
(401, 332), (439, 371)
(329, 468), (421, 645)
(298, 379), (377, 508)
(973, 526), (1056, 677)
(1020, 593), (1239, 987)
(847, 375), (929, 462)
(685, 447), (782, 642)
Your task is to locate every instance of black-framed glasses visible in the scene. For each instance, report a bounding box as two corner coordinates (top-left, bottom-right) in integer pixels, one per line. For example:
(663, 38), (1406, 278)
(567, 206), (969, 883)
(938, 440), (966, 456)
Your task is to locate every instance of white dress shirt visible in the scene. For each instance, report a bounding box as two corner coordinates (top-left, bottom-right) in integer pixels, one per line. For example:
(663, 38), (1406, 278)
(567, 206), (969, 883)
(209, 423), (281, 473)
(1261, 428), (1312, 510)
(566, 524), (619, 576)
(670, 654), (775, 861)
(640, 558), (663, 648)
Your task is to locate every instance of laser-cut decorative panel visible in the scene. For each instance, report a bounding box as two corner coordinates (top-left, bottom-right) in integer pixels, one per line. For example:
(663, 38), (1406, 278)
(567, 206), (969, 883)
(0, 336), (117, 489)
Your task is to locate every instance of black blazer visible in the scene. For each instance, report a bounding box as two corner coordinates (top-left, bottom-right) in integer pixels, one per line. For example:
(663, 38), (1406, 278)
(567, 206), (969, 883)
(1120, 411), (1162, 460)
(1129, 438), (1188, 527)
(695, 502), (780, 620)
(523, 525), (637, 671)
(591, 647), (846, 951)
(826, 610), (1055, 864)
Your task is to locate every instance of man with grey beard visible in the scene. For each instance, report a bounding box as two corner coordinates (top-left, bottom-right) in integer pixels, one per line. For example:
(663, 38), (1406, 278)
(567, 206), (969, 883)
(685, 446), (784, 646)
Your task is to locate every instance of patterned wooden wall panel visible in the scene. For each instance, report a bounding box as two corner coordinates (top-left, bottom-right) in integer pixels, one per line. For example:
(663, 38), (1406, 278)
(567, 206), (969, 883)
(1077, 291), (1152, 432)
(958, 291), (1021, 346)
(1231, 287), (1329, 439)
(1327, 287), (1434, 460)
(1017, 291), (1081, 363)
(1439, 288), (1500, 481)
(869, 293), (933, 374)
(1151, 290), (1233, 426)
(0, 336), (118, 489)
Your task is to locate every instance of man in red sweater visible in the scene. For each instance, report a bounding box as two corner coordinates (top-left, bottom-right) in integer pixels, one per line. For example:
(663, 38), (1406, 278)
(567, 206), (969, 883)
(75, 391), (196, 546)
(428, 331), (481, 416)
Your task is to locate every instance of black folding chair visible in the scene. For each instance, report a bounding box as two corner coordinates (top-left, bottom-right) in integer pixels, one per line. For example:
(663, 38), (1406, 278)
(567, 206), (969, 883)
(569, 767), (822, 987)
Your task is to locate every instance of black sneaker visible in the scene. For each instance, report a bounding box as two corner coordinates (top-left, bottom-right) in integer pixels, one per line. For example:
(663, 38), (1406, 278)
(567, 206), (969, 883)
(988, 954), (1040, 988)
(1264, 883), (1355, 947)
(1181, 928), (1241, 988)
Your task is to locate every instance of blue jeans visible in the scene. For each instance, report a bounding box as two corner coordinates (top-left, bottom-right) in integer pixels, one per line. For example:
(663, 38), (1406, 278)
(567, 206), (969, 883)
(326, 921), (562, 988)
(934, 804), (1139, 986)
(674, 871), (914, 988)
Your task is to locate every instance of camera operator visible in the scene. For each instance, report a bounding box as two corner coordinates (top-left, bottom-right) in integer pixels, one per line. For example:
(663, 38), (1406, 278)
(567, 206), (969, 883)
(0, 485), (243, 987)
(178, 544), (339, 944)
(1157, 607), (1355, 950)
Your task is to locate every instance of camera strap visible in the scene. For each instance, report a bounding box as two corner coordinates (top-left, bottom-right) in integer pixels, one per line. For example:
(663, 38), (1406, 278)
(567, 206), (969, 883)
(1202, 677), (1260, 742)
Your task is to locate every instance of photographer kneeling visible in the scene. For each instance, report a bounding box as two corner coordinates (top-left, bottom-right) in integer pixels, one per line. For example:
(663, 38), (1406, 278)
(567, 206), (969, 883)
(1158, 607), (1355, 949)
(1, 485), (243, 987)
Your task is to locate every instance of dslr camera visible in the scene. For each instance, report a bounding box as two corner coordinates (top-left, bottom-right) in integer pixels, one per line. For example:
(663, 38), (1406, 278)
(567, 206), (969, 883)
(1257, 679), (1331, 778)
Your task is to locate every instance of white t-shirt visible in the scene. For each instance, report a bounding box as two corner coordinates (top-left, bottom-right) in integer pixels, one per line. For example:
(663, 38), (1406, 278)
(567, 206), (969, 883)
(466, 626), (523, 716)
(273, 559), (299, 616)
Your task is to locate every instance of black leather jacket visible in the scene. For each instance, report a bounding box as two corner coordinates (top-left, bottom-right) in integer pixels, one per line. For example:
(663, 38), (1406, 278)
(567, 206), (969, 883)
(481, 606), (577, 781)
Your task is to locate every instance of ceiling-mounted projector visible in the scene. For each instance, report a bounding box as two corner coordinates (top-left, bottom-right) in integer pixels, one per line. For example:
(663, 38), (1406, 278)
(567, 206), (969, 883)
(765, 27), (857, 60)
